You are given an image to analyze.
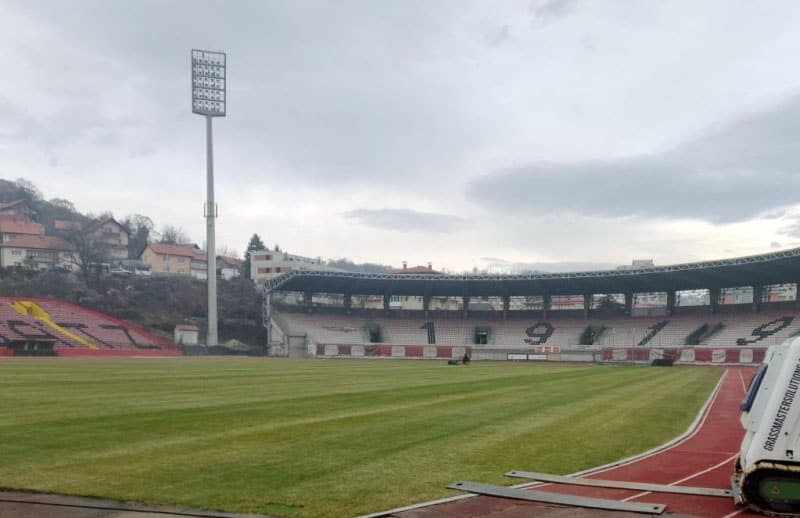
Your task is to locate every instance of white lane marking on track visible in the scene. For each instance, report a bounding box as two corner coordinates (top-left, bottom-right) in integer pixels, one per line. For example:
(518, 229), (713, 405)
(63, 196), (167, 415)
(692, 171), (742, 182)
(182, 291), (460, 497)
(621, 453), (739, 502)
(720, 508), (748, 518)
(739, 368), (747, 393)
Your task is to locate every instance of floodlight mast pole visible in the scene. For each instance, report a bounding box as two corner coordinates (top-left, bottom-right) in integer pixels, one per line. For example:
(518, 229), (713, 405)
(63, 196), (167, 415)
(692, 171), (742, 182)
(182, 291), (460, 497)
(206, 114), (217, 347)
(191, 48), (225, 348)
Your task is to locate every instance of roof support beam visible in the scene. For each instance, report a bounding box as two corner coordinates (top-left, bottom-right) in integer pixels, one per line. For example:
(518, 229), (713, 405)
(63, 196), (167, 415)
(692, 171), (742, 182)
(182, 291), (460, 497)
(264, 292), (273, 353)
(583, 294), (592, 320)
(709, 287), (720, 315)
(753, 285), (763, 313)
(343, 293), (352, 314)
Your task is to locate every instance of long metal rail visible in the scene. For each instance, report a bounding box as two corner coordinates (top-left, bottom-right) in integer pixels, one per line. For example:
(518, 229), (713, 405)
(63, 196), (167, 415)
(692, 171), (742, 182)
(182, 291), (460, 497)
(447, 481), (666, 514)
(505, 470), (732, 497)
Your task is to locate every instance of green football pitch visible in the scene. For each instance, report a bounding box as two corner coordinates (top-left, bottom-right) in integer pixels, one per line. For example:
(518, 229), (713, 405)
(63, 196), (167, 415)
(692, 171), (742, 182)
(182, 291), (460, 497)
(0, 358), (721, 517)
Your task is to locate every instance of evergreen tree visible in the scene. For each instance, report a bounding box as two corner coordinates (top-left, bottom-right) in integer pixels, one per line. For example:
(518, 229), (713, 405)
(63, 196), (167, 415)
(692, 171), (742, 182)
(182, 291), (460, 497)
(120, 214), (154, 257)
(241, 233), (266, 276)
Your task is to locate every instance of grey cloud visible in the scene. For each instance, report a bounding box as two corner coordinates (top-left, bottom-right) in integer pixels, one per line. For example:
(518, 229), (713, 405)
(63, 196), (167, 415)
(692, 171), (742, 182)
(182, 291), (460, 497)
(343, 208), (466, 233)
(0, 96), (144, 158)
(93, 132), (120, 149)
(764, 209), (787, 220)
(531, 0), (578, 22)
(485, 25), (512, 48)
(5, 0), (800, 270)
(14, 0), (473, 183)
(780, 216), (800, 238)
(130, 143), (156, 158)
(8, 0), (482, 188)
(771, 241), (783, 248)
(468, 94), (800, 223)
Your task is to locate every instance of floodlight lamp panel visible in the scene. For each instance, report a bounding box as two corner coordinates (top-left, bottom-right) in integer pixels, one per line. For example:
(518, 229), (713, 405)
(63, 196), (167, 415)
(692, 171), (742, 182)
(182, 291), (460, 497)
(191, 49), (227, 117)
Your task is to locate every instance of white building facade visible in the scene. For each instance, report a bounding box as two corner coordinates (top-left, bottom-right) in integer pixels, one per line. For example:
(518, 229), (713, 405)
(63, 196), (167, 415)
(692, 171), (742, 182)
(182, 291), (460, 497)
(250, 249), (341, 287)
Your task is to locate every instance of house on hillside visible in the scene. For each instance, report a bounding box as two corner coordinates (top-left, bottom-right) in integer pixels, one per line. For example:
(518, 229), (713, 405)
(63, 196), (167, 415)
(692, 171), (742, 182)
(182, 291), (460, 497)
(191, 248), (208, 280)
(0, 200), (33, 219)
(84, 218), (129, 260)
(0, 217), (44, 243)
(217, 256), (242, 280)
(139, 243), (196, 276)
(0, 235), (75, 270)
(54, 219), (82, 233)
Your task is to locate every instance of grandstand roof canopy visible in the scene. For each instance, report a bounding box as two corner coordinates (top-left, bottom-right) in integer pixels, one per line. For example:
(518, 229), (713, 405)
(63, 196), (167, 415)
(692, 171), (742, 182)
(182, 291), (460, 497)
(263, 247), (800, 297)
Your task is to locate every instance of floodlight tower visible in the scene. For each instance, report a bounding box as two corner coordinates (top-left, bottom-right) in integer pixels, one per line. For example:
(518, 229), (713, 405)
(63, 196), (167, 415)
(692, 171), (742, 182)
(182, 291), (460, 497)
(191, 49), (226, 347)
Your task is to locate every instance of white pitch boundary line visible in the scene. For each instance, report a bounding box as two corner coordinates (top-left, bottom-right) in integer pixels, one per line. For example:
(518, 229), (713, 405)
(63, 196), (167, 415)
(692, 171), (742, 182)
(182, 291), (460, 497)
(356, 368), (729, 518)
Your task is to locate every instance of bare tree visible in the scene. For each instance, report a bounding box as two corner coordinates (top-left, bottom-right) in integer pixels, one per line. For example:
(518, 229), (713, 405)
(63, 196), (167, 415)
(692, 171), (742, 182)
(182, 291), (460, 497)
(14, 178), (42, 201)
(65, 231), (109, 285)
(217, 245), (240, 258)
(48, 198), (76, 213)
(158, 225), (192, 245)
(86, 211), (114, 221)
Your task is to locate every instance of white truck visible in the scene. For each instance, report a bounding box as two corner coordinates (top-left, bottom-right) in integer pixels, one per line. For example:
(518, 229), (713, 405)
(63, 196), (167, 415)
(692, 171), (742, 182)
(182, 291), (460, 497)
(736, 337), (800, 515)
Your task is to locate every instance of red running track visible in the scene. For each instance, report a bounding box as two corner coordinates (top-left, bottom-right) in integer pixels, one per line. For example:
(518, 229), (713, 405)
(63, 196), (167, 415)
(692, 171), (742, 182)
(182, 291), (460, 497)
(384, 367), (759, 518)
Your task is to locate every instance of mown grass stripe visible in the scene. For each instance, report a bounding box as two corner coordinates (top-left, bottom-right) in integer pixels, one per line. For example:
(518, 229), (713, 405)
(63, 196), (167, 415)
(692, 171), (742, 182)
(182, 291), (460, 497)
(0, 359), (720, 517)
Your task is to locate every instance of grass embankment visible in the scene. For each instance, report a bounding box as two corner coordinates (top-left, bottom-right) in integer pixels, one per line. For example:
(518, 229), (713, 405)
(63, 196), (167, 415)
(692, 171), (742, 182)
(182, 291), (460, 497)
(0, 359), (721, 517)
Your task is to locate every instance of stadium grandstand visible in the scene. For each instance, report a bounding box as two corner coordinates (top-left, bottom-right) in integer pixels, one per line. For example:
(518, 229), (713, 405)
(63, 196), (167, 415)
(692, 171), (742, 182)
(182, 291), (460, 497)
(262, 247), (800, 365)
(0, 297), (178, 356)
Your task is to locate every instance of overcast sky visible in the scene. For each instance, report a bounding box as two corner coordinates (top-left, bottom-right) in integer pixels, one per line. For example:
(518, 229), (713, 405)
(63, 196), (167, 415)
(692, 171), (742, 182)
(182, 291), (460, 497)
(2, 0), (800, 272)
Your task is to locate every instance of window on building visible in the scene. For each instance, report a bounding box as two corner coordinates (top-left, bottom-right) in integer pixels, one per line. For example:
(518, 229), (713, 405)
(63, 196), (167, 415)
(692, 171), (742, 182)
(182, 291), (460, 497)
(275, 267), (282, 273)
(257, 267), (271, 274)
(265, 254), (272, 260)
(11, 249), (22, 256)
